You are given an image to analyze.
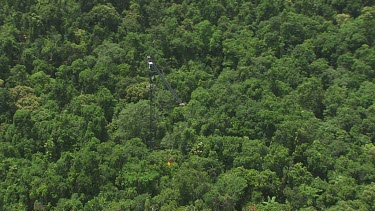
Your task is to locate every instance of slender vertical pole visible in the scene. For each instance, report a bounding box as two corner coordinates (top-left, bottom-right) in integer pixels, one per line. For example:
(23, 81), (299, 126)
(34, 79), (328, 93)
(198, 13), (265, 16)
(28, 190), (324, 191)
(149, 70), (155, 148)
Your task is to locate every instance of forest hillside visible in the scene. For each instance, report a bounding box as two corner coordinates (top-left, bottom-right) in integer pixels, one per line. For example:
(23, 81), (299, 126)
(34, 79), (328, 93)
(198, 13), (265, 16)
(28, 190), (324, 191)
(0, 0), (375, 210)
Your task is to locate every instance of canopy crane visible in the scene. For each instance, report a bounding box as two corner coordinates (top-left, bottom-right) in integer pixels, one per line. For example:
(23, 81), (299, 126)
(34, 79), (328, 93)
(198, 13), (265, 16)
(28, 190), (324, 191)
(147, 56), (184, 147)
(147, 56), (185, 106)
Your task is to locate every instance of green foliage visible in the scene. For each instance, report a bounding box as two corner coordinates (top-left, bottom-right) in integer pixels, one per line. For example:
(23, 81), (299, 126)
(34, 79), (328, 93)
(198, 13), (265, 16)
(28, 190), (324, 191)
(204, 168), (248, 210)
(0, 1), (374, 210)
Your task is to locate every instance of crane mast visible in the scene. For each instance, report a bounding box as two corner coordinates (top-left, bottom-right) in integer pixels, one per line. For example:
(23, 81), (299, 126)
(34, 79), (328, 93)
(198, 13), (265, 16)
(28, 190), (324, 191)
(147, 56), (184, 146)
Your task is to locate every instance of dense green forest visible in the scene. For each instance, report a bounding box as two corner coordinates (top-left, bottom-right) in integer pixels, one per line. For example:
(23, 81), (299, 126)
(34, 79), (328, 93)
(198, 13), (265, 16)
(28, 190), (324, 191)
(0, 0), (374, 210)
